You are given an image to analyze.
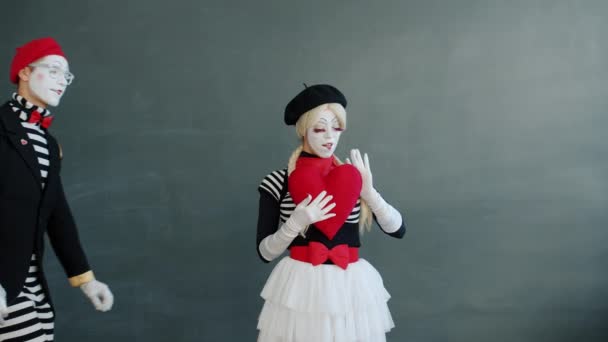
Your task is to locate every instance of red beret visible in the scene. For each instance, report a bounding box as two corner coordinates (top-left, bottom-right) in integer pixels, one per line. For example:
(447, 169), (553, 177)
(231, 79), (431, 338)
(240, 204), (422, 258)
(9, 37), (66, 84)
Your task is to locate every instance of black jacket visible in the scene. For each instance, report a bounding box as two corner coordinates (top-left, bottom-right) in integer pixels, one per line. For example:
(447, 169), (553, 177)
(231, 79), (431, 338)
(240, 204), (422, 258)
(0, 102), (90, 305)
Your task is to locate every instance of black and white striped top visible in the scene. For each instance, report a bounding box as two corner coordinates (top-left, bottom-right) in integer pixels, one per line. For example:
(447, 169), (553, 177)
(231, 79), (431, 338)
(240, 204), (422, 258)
(9, 93), (51, 188)
(0, 254), (54, 342)
(18, 255), (48, 304)
(259, 168), (361, 224)
(256, 160), (406, 261)
(256, 167), (364, 258)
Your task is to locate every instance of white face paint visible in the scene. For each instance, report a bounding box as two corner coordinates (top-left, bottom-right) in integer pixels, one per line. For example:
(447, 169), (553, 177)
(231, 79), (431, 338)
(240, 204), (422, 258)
(305, 110), (344, 158)
(28, 55), (70, 107)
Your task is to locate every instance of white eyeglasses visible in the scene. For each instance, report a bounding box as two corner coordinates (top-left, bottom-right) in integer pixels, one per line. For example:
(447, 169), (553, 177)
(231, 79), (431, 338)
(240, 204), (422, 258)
(29, 63), (75, 85)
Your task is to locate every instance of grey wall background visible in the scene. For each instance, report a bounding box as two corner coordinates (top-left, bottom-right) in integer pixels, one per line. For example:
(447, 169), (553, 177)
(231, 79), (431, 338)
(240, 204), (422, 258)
(1, 0), (607, 341)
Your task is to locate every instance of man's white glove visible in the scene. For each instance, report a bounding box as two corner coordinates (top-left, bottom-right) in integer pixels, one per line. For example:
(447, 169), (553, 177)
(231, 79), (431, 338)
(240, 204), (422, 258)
(259, 191), (336, 261)
(80, 279), (114, 312)
(347, 149), (403, 233)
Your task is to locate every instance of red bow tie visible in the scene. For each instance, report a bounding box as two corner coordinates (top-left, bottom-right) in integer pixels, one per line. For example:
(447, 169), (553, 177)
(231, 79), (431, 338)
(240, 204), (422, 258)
(309, 242), (351, 270)
(28, 110), (54, 129)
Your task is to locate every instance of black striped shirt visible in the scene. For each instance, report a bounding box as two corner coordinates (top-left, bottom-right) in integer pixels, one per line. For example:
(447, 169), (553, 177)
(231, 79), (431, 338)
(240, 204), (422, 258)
(0, 255), (54, 341)
(256, 168), (364, 261)
(256, 164), (406, 262)
(10, 94), (51, 188)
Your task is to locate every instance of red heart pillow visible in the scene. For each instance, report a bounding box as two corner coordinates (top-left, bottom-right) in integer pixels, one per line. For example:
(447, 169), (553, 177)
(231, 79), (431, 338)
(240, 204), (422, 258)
(288, 163), (362, 240)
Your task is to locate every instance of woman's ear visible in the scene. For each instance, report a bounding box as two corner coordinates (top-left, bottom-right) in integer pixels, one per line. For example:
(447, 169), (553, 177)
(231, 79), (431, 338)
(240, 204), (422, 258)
(17, 67), (32, 82)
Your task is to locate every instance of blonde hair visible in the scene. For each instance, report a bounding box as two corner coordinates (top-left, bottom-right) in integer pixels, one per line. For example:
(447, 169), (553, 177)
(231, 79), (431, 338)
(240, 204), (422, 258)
(287, 103), (372, 233)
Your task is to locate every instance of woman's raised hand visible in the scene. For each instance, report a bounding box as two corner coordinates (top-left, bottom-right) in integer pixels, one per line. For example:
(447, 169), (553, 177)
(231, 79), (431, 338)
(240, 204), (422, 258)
(346, 149), (373, 198)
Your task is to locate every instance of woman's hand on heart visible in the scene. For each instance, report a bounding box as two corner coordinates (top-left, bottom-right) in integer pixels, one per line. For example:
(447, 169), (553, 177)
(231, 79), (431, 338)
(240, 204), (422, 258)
(290, 191), (336, 229)
(346, 149), (373, 198)
(259, 191), (337, 261)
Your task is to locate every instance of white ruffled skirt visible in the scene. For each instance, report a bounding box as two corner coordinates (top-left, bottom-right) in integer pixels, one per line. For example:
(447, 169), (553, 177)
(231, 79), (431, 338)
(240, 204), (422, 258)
(257, 256), (395, 342)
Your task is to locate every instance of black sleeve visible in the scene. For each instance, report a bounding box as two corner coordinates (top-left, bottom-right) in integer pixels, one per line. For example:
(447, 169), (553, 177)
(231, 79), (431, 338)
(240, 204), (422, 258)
(256, 190), (281, 262)
(374, 213), (406, 239)
(46, 175), (91, 277)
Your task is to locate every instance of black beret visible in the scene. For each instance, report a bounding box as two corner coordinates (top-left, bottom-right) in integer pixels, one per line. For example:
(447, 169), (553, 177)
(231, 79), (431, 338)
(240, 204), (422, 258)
(284, 84), (347, 125)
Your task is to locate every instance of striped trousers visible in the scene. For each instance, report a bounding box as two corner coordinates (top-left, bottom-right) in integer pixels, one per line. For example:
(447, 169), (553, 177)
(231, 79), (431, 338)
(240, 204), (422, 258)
(0, 255), (54, 341)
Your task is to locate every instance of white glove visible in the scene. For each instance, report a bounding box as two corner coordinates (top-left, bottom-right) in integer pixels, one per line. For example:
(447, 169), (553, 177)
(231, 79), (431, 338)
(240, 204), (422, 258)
(346, 149), (373, 198)
(80, 279), (114, 312)
(347, 149), (403, 233)
(259, 191), (336, 261)
(0, 283), (8, 325)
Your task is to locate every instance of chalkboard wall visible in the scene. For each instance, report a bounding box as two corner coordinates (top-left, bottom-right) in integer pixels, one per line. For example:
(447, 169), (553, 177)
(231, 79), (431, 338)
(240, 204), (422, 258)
(1, 0), (607, 341)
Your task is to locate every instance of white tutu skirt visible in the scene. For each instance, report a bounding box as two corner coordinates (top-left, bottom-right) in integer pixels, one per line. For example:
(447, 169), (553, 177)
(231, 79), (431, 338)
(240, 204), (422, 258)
(257, 256), (395, 342)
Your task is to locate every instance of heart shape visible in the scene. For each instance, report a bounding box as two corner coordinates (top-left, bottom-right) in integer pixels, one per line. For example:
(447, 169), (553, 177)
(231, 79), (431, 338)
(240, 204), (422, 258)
(288, 161), (362, 240)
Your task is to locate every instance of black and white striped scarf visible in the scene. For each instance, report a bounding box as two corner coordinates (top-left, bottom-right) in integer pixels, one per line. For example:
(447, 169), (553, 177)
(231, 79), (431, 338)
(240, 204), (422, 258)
(9, 93), (52, 124)
(8, 93), (52, 188)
